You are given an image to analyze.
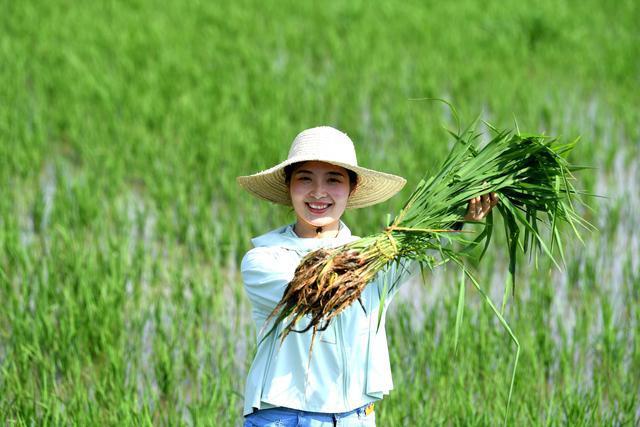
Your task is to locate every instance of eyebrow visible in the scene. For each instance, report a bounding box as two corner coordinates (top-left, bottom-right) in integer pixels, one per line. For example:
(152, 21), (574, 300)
(294, 169), (346, 177)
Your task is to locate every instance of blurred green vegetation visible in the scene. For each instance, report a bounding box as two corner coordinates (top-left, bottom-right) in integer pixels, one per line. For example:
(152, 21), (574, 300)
(1, 0), (638, 424)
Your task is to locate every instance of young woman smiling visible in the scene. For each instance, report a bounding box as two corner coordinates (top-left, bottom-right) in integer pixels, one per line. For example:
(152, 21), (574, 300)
(237, 126), (497, 426)
(286, 161), (354, 239)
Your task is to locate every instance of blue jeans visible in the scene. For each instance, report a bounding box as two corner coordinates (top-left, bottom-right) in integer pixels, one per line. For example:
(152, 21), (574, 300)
(243, 403), (376, 426)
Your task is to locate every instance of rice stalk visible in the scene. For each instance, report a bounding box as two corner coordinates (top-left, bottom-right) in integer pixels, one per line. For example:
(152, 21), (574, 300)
(262, 116), (594, 422)
(267, 119), (591, 340)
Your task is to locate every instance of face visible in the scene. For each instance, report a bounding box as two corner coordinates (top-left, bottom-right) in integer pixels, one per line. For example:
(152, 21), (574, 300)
(289, 161), (351, 232)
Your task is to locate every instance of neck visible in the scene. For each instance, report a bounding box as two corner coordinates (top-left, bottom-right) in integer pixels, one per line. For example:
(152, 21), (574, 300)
(293, 220), (341, 239)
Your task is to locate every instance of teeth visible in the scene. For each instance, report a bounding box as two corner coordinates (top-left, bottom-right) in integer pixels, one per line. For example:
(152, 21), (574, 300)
(309, 203), (329, 209)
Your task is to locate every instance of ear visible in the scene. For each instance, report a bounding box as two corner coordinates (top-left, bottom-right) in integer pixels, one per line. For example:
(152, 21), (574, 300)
(349, 181), (358, 195)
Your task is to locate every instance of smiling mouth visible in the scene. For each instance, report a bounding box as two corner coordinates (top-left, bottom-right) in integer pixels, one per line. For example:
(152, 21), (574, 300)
(306, 202), (332, 214)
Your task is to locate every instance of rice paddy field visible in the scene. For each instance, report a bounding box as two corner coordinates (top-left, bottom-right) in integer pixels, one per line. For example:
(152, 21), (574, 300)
(1, 0), (639, 425)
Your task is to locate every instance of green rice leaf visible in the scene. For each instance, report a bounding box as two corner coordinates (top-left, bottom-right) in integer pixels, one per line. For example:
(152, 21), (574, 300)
(454, 267), (466, 354)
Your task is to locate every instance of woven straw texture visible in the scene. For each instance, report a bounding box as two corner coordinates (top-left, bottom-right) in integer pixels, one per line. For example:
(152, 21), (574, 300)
(237, 127), (406, 208)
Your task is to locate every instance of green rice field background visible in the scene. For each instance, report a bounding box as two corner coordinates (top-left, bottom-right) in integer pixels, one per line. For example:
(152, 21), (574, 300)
(1, 0), (639, 425)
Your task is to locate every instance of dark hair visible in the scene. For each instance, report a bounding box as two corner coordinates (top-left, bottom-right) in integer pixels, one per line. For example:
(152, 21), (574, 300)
(284, 162), (358, 193)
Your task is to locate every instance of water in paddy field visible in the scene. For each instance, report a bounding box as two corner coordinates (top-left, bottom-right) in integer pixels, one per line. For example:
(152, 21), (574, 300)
(392, 105), (640, 385)
(6, 100), (639, 423)
(17, 125), (640, 298)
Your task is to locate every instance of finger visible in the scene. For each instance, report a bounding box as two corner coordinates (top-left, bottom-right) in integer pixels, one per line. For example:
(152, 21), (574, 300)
(466, 198), (478, 220)
(480, 197), (489, 216)
(481, 194), (490, 208)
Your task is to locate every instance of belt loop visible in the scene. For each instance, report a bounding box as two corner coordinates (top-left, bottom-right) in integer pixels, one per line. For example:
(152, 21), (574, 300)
(332, 414), (338, 427)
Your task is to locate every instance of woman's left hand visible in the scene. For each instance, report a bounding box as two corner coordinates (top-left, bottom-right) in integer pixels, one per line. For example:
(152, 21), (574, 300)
(464, 192), (499, 221)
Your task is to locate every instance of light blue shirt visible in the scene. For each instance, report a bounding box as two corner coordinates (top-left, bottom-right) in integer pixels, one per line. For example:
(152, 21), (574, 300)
(241, 222), (414, 415)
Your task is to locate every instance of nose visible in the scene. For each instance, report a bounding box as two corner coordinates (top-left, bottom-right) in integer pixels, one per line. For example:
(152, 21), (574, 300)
(309, 182), (327, 199)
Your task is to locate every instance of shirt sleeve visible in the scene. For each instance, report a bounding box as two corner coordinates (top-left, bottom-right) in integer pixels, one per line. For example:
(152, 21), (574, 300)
(241, 247), (295, 319)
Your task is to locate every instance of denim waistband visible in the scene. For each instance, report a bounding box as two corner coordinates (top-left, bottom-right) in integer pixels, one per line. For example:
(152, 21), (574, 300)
(250, 402), (374, 418)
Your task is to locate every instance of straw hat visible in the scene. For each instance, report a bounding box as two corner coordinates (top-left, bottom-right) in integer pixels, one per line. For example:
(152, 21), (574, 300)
(237, 126), (406, 208)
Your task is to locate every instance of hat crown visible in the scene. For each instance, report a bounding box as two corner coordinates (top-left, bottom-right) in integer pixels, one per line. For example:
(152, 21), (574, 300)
(236, 125), (406, 208)
(287, 126), (358, 166)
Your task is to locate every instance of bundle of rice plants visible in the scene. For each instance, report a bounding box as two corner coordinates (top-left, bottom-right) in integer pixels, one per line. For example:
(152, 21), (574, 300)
(263, 114), (593, 421)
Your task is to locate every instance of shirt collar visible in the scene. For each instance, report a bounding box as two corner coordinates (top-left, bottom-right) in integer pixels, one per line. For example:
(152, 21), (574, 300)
(251, 221), (357, 250)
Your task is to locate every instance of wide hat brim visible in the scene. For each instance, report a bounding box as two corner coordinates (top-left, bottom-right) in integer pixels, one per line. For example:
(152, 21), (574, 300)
(237, 156), (406, 209)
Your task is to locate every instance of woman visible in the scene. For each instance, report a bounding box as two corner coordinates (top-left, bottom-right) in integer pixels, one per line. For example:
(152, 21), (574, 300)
(237, 126), (497, 426)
